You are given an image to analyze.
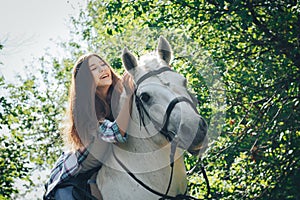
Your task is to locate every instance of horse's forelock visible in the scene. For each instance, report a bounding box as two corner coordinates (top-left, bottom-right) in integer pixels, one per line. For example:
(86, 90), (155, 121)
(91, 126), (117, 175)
(139, 52), (165, 71)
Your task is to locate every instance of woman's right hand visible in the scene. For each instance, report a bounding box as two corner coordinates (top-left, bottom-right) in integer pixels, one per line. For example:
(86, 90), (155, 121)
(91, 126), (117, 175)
(122, 72), (135, 96)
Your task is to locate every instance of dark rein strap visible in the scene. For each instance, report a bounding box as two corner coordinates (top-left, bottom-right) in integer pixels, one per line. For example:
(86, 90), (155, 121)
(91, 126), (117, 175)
(160, 96), (198, 141)
(135, 66), (172, 87)
(112, 147), (171, 198)
(112, 146), (202, 200)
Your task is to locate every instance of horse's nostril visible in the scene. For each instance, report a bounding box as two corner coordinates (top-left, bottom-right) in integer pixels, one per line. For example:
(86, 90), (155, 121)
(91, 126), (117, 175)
(202, 117), (207, 127)
(200, 118), (208, 133)
(180, 123), (190, 134)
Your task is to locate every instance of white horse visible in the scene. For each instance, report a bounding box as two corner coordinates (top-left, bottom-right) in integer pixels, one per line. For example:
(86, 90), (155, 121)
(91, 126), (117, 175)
(96, 36), (208, 199)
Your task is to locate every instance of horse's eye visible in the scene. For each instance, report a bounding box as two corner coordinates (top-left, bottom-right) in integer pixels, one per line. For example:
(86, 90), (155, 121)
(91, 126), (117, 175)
(140, 92), (151, 103)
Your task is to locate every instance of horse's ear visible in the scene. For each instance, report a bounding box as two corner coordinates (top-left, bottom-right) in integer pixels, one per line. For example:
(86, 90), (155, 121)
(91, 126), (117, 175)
(157, 36), (172, 64)
(122, 48), (137, 73)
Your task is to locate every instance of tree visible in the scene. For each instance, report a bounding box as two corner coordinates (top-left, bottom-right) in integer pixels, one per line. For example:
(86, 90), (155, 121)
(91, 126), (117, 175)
(0, 44), (30, 199)
(72, 0), (300, 199)
(1, 1), (299, 199)
(0, 53), (73, 198)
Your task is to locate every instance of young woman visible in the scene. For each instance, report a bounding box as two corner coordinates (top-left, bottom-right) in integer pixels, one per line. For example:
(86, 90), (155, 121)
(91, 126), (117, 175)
(44, 53), (133, 200)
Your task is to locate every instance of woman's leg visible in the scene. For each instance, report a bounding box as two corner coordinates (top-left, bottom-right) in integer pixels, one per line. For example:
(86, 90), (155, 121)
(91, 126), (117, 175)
(89, 172), (103, 200)
(54, 186), (75, 200)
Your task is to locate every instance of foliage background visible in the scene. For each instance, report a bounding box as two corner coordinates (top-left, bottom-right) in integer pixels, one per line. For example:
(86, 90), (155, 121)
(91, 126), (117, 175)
(1, 0), (299, 199)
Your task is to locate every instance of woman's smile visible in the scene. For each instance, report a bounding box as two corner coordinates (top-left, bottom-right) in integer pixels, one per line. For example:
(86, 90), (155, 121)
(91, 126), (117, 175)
(100, 73), (110, 80)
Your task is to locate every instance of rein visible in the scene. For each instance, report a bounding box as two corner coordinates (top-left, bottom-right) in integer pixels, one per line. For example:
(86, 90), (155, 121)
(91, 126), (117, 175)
(113, 67), (210, 199)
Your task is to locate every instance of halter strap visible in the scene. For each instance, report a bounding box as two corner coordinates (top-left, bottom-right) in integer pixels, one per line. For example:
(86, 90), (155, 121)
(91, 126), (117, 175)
(135, 66), (172, 87)
(160, 97), (198, 141)
(135, 66), (198, 142)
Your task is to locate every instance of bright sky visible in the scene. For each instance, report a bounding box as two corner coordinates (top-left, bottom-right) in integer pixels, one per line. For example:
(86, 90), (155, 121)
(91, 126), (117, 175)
(0, 0), (85, 81)
(0, 0), (86, 198)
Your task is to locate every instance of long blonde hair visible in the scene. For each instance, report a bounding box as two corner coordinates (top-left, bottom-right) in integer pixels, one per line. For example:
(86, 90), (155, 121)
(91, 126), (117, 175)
(63, 53), (123, 151)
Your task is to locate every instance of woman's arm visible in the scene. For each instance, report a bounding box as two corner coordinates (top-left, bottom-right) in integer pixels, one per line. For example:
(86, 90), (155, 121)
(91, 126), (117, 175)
(116, 72), (134, 136)
(97, 96), (131, 143)
(115, 96), (131, 137)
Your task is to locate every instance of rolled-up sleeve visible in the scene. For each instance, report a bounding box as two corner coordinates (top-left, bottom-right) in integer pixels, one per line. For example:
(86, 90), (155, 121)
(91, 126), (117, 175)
(98, 119), (128, 143)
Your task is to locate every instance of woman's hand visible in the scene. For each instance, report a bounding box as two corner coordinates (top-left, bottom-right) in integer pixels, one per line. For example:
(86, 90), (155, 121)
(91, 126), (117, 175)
(114, 72), (134, 136)
(122, 72), (135, 96)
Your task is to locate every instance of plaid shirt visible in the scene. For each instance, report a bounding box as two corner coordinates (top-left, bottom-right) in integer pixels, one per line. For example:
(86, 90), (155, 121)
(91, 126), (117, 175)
(44, 119), (127, 198)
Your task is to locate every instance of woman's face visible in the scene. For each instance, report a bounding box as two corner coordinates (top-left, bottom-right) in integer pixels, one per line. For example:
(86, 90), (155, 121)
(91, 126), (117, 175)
(88, 56), (112, 88)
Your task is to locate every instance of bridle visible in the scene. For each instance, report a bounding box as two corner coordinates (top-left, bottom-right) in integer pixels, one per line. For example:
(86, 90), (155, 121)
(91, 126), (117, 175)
(134, 66), (198, 142)
(112, 66), (210, 199)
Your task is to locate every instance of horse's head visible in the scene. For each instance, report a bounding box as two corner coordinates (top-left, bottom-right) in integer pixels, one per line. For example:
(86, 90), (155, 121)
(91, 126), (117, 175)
(122, 36), (208, 155)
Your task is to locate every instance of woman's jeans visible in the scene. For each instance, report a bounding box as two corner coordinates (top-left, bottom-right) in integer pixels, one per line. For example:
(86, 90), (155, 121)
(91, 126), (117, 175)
(54, 186), (75, 200)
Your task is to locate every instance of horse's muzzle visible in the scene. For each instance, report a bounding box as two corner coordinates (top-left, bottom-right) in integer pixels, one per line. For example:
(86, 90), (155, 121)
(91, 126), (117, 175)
(179, 117), (208, 155)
